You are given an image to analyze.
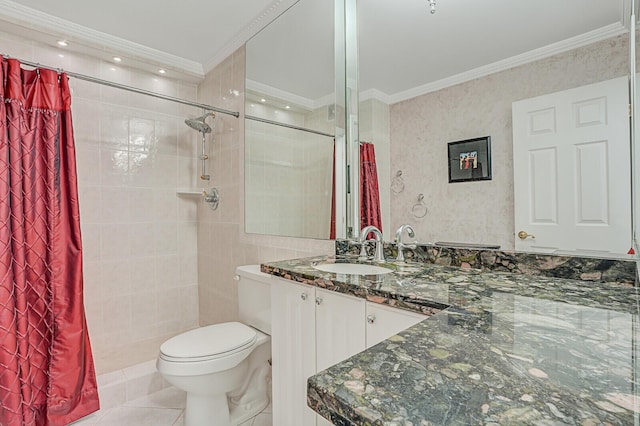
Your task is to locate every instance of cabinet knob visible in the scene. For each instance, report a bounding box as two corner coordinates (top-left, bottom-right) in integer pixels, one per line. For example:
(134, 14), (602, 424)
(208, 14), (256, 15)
(315, 297), (323, 305)
(300, 293), (308, 301)
(367, 315), (376, 324)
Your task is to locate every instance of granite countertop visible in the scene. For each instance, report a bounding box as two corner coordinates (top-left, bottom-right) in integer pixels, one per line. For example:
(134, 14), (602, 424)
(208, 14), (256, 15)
(261, 255), (640, 425)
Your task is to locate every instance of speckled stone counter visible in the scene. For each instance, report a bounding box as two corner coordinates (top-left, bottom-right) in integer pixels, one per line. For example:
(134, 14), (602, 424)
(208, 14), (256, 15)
(261, 255), (640, 425)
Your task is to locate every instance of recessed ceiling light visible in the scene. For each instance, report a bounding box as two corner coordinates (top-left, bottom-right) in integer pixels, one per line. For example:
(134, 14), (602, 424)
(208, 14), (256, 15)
(110, 67), (116, 71)
(260, 98), (266, 103)
(285, 105), (291, 109)
(158, 69), (166, 74)
(58, 54), (64, 58)
(112, 56), (122, 62)
(57, 40), (68, 47)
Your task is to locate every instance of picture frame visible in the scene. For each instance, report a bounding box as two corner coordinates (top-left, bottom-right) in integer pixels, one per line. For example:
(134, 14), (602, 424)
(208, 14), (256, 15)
(447, 136), (492, 183)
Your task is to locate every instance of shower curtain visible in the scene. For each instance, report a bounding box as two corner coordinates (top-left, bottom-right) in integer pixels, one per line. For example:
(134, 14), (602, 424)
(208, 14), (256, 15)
(360, 142), (382, 233)
(0, 58), (99, 425)
(330, 141), (382, 239)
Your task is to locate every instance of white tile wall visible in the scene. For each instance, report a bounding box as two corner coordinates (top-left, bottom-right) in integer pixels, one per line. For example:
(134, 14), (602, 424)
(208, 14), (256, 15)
(0, 31), (202, 375)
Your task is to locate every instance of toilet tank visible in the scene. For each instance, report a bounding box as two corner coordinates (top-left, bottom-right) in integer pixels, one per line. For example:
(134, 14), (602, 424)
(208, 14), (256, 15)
(236, 265), (272, 335)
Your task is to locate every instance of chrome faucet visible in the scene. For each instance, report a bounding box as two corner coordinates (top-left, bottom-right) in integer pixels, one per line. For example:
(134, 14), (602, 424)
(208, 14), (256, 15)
(395, 224), (417, 262)
(359, 225), (385, 263)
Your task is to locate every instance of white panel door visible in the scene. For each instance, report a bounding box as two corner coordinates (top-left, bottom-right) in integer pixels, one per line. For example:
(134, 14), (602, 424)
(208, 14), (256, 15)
(271, 279), (317, 426)
(365, 302), (426, 348)
(512, 77), (631, 255)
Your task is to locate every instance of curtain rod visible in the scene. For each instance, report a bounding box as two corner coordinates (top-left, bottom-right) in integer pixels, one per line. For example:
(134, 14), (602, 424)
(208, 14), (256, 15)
(245, 114), (335, 138)
(2, 55), (240, 118)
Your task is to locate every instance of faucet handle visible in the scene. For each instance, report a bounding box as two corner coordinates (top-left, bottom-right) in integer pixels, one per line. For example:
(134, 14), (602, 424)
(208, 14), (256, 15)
(396, 241), (417, 262)
(400, 242), (417, 250)
(358, 240), (370, 259)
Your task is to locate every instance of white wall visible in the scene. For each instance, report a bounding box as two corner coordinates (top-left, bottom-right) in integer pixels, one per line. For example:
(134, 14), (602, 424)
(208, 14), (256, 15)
(1, 30), (201, 374)
(389, 34), (630, 250)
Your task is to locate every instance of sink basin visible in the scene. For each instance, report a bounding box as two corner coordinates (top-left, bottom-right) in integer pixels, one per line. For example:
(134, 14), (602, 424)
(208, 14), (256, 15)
(313, 263), (393, 275)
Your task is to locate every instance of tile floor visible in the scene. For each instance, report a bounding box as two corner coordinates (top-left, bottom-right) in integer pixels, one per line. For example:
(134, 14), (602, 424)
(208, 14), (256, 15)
(71, 386), (272, 426)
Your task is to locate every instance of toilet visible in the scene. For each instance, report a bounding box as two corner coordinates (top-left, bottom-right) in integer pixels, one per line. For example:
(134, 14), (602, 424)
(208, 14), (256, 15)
(157, 265), (272, 426)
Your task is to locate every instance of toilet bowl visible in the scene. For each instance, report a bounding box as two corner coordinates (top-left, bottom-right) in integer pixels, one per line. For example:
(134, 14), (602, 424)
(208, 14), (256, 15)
(156, 265), (272, 426)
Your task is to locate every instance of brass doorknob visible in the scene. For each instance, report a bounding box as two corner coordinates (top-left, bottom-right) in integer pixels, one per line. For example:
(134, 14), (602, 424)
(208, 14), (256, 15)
(518, 231), (535, 240)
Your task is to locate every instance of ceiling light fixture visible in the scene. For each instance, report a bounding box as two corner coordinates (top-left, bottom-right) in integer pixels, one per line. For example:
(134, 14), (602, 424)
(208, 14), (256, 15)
(112, 56), (122, 62)
(58, 54), (64, 58)
(260, 98), (266, 103)
(158, 69), (166, 74)
(285, 105), (291, 109)
(57, 40), (68, 47)
(428, 0), (436, 14)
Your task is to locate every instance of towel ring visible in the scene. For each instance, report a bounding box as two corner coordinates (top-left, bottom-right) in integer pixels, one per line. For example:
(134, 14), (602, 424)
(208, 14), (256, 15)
(412, 193), (428, 218)
(391, 170), (405, 194)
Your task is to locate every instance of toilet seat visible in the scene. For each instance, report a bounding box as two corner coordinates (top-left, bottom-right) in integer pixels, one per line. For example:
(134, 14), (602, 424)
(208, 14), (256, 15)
(159, 322), (257, 363)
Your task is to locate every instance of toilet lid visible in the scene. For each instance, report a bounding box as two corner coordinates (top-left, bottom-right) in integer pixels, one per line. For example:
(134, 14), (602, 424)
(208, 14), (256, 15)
(160, 322), (257, 359)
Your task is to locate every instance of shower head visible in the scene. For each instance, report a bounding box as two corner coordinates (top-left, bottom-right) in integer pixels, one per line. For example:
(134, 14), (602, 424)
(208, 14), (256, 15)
(185, 112), (215, 133)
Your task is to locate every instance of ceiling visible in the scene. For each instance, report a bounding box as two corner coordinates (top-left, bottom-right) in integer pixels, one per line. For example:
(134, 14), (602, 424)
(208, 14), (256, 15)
(0, 0), (631, 102)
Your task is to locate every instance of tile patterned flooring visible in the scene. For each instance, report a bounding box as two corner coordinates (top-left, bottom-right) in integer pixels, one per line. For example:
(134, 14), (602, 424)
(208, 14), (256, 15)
(71, 387), (273, 426)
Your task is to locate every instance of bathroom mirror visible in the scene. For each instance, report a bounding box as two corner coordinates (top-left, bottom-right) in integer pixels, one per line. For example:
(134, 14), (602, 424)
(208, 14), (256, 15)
(244, 0), (342, 239)
(245, 0), (636, 257)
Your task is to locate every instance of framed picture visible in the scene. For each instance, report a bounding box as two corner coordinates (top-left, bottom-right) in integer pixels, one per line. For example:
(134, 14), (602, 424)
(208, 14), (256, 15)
(447, 136), (492, 183)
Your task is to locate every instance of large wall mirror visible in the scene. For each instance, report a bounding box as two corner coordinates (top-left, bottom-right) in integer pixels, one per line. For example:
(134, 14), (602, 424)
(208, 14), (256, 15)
(246, 0), (637, 259)
(245, 0), (340, 239)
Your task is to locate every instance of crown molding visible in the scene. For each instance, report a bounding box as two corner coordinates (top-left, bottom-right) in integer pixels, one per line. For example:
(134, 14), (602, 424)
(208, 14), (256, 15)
(246, 78), (335, 110)
(0, 0), (204, 77)
(202, 0), (300, 73)
(246, 78), (316, 109)
(360, 88), (391, 104)
(389, 22), (628, 104)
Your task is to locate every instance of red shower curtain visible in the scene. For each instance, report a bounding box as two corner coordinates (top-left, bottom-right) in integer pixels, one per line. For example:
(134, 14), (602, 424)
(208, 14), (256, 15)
(330, 142), (382, 239)
(360, 142), (382, 232)
(0, 58), (99, 426)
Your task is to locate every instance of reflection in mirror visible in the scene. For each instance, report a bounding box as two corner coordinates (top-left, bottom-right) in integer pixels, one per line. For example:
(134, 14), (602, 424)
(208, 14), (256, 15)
(245, 0), (341, 239)
(244, 0), (635, 257)
(358, 0), (633, 257)
(245, 121), (333, 238)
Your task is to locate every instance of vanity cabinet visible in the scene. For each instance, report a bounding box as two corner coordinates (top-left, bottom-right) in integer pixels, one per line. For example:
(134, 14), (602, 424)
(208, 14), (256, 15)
(365, 301), (426, 348)
(271, 277), (317, 426)
(271, 276), (427, 425)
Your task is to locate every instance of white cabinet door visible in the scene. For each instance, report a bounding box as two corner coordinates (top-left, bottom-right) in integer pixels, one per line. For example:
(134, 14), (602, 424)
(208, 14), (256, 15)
(272, 281), (425, 426)
(315, 288), (366, 426)
(366, 302), (426, 348)
(271, 278), (317, 426)
(315, 288), (366, 372)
